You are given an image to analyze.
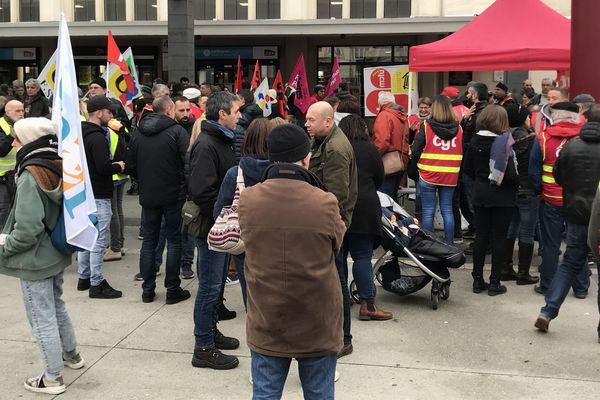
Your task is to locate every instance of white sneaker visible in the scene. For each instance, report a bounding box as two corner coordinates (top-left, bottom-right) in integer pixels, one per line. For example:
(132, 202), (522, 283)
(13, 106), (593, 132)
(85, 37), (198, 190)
(24, 373), (66, 395)
(225, 276), (239, 286)
(63, 353), (85, 369)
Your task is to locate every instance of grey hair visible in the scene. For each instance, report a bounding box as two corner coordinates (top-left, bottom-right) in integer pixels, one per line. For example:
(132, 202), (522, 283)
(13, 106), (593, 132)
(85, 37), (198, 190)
(153, 96), (174, 115)
(152, 83), (169, 96)
(205, 91), (240, 121)
(25, 78), (40, 89)
(378, 91), (395, 106)
(12, 80), (24, 88)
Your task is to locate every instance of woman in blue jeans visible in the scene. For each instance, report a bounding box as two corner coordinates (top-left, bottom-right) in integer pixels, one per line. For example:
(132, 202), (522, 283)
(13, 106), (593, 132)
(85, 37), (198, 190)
(213, 118), (276, 307)
(338, 114), (393, 320)
(409, 96), (463, 245)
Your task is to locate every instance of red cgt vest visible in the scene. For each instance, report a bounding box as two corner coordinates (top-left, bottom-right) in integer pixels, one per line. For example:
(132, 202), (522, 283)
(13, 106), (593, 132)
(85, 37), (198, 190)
(538, 131), (571, 207)
(417, 121), (463, 186)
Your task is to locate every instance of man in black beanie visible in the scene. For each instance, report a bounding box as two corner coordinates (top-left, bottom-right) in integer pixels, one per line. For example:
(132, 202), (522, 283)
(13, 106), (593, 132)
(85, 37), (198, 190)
(493, 82), (516, 106)
(239, 124), (345, 399)
(88, 77), (107, 98)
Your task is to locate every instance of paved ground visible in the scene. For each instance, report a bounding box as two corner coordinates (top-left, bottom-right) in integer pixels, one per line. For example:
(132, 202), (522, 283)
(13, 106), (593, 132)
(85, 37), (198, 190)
(1, 193), (600, 399)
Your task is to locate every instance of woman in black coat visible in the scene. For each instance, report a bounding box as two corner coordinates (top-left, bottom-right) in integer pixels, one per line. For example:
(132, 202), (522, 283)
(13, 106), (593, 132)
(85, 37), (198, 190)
(464, 105), (519, 296)
(24, 78), (49, 118)
(338, 114), (393, 321)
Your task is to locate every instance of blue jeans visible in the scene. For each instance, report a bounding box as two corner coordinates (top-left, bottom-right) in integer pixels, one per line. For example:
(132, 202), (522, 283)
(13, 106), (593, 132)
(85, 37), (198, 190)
(539, 201), (589, 292)
(193, 237), (228, 349)
(380, 173), (400, 201)
(335, 249), (352, 345)
(140, 204), (183, 294)
(541, 223), (594, 319)
(507, 196), (540, 244)
(233, 253), (247, 308)
(21, 272), (78, 381)
(419, 178), (455, 245)
(251, 351), (336, 400)
(181, 234), (196, 266)
(78, 199), (112, 286)
(109, 182), (126, 252)
(342, 233), (375, 304)
(459, 172), (475, 230)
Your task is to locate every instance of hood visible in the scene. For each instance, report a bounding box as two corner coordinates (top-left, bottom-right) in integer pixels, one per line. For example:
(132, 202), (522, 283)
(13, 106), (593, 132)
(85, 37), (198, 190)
(579, 121), (600, 143)
(239, 157), (272, 186)
(549, 108), (581, 126)
(22, 160), (63, 205)
(379, 103), (407, 122)
(427, 120), (459, 140)
(545, 116), (584, 139)
(473, 130), (498, 151)
(138, 112), (178, 136)
(239, 104), (264, 128)
(81, 121), (106, 139)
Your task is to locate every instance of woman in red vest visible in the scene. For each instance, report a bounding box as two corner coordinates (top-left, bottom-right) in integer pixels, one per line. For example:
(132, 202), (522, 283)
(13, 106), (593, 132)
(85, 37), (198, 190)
(409, 96), (463, 245)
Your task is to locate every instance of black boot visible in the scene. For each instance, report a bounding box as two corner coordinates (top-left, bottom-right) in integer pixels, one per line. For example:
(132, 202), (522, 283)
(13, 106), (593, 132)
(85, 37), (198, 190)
(488, 280), (507, 296)
(216, 299), (236, 321)
(500, 239), (517, 281)
(472, 274), (489, 294)
(516, 241), (539, 285)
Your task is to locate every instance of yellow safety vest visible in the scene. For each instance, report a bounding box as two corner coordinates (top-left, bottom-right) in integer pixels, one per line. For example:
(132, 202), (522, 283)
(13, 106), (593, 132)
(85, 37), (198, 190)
(0, 117), (17, 177)
(109, 126), (129, 182)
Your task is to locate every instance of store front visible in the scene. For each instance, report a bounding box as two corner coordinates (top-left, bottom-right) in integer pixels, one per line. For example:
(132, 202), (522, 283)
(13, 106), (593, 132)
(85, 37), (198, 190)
(0, 47), (39, 84)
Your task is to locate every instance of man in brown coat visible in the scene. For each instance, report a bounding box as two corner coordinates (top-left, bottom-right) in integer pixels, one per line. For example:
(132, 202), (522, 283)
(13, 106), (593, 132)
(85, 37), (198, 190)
(239, 123), (345, 399)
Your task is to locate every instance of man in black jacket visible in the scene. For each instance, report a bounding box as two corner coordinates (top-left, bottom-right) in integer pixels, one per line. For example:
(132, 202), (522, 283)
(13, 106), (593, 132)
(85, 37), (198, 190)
(77, 96), (124, 299)
(189, 91), (242, 370)
(535, 105), (600, 335)
(127, 96), (190, 305)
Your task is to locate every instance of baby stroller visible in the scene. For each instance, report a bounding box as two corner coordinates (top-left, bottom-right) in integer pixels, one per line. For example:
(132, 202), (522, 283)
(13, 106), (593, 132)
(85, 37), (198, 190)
(349, 192), (466, 310)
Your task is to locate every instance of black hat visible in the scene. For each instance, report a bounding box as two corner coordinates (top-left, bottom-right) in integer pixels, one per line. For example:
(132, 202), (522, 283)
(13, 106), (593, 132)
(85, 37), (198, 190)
(90, 77), (107, 89)
(572, 93), (595, 104)
(551, 102), (579, 113)
(504, 104), (528, 128)
(496, 82), (508, 92)
(268, 124), (310, 163)
(87, 95), (114, 113)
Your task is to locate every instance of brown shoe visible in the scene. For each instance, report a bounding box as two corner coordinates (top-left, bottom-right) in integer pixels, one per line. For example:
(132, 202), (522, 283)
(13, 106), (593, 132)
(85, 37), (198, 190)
(359, 301), (393, 321)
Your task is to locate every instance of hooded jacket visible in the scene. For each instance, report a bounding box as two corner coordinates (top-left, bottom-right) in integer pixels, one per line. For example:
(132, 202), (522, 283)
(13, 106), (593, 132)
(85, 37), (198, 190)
(460, 100), (488, 146)
(127, 112), (189, 208)
(464, 130), (519, 208)
(239, 163), (345, 358)
(82, 121), (122, 199)
(553, 121), (600, 225)
(372, 103), (410, 157)
(0, 157), (71, 281)
(408, 119), (461, 181)
(511, 126), (536, 197)
(234, 104), (264, 162)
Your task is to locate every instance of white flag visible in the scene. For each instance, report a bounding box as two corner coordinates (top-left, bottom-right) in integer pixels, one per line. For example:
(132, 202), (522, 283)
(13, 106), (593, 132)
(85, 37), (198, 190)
(52, 14), (98, 251)
(38, 49), (57, 98)
(254, 77), (272, 117)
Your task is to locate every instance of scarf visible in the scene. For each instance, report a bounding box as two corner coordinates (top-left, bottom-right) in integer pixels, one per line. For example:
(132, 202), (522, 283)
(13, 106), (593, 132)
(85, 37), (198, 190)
(15, 134), (61, 177)
(262, 163), (324, 190)
(488, 131), (515, 187)
(205, 119), (236, 140)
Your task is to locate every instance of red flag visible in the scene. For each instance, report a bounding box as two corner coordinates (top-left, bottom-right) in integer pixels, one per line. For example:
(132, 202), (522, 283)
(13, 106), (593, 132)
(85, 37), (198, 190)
(107, 30), (134, 95)
(287, 53), (310, 113)
(325, 56), (341, 97)
(250, 60), (261, 90)
(234, 56), (243, 94)
(272, 69), (287, 117)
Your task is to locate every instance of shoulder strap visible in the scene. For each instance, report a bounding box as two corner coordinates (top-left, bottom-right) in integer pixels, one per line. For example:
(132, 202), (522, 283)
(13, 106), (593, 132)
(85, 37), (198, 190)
(19, 158), (61, 177)
(236, 165), (245, 192)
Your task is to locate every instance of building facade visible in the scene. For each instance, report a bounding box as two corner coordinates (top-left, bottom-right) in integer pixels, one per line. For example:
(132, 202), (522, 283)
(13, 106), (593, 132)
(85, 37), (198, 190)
(0, 0), (570, 102)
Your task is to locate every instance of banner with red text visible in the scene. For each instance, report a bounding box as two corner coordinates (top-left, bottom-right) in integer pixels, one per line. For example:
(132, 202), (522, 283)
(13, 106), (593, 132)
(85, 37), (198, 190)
(363, 65), (417, 117)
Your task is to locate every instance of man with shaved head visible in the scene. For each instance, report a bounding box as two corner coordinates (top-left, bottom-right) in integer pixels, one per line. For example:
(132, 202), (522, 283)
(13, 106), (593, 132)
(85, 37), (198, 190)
(306, 101), (357, 359)
(0, 99), (24, 226)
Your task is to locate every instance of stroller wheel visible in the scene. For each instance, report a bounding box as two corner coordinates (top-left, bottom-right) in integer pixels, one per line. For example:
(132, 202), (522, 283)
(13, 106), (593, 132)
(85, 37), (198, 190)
(431, 281), (440, 310)
(349, 280), (360, 304)
(375, 271), (384, 286)
(440, 282), (450, 300)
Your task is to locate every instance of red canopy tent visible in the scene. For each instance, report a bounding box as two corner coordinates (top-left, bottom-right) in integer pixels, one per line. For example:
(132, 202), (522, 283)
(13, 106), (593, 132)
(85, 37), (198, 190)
(409, 0), (571, 72)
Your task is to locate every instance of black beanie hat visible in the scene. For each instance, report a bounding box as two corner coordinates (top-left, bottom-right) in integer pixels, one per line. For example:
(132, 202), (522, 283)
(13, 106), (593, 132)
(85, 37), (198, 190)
(504, 104), (528, 128)
(551, 101), (579, 113)
(496, 82), (508, 92)
(268, 124), (311, 163)
(90, 77), (107, 89)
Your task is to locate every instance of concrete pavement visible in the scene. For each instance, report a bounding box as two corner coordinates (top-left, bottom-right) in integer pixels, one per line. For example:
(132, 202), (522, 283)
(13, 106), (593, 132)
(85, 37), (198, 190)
(1, 193), (599, 399)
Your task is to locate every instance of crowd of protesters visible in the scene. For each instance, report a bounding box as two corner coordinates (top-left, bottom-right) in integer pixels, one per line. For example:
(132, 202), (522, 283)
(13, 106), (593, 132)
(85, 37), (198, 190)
(0, 74), (598, 398)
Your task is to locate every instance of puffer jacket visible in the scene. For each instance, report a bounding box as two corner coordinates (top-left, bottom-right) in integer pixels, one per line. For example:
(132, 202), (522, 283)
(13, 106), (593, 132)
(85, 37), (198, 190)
(553, 121), (600, 225)
(511, 126), (536, 197)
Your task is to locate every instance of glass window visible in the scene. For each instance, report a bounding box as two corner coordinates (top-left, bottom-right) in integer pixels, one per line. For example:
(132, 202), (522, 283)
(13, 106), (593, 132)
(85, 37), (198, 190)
(334, 46), (392, 63)
(135, 0), (157, 20)
(75, 0), (96, 22)
(317, 0), (342, 19)
(256, 0), (280, 19)
(350, 0), (376, 18)
(384, 0), (411, 18)
(20, 0), (39, 22)
(318, 47), (332, 64)
(0, 0), (10, 22)
(105, 0), (126, 21)
(194, 0), (216, 20)
(224, 0), (248, 20)
(393, 45), (408, 63)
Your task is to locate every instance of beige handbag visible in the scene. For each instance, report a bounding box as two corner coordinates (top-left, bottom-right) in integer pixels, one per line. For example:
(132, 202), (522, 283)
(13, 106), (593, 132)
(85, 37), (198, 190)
(382, 151), (404, 175)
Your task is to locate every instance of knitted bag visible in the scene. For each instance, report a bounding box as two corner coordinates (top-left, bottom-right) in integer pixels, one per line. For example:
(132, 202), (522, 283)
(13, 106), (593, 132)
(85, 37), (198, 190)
(207, 167), (246, 255)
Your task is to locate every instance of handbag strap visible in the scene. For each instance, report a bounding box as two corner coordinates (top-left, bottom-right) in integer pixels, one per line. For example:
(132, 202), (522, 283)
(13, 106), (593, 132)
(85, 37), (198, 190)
(232, 166), (245, 204)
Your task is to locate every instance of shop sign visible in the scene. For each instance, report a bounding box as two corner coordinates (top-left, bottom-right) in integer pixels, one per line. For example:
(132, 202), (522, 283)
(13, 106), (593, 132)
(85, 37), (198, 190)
(195, 46), (278, 60)
(363, 65), (417, 117)
(0, 47), (36, 60)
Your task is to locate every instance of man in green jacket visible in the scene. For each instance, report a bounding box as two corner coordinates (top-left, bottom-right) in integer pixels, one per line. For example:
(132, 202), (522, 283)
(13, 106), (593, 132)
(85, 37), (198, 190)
(0, 118), (84, 395)
(307, 101), (357, 359)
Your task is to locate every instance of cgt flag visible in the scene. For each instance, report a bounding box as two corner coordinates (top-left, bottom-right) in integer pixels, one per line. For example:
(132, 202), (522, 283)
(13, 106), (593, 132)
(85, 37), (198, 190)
(254, 77), (272, 117)
(250, 60), (261, 90)
(287, 53), (310, 113)
(52, 14), (98, 251)
(102, 47), (142, 117)
(272, 69), (287, 117)
(325, 56), (341, 97)
(107, 31), (135, 95)
(38, 49), (57, 98)
(234, 55), (243, 94)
